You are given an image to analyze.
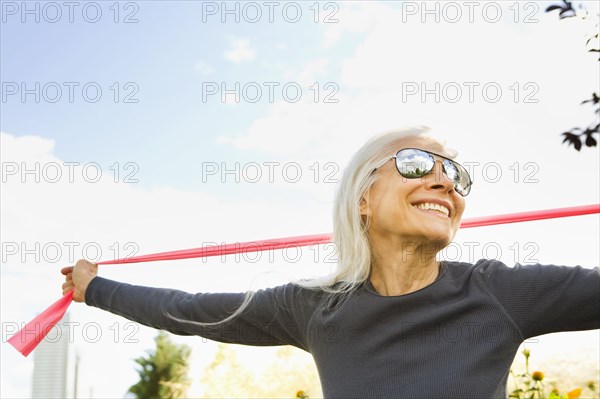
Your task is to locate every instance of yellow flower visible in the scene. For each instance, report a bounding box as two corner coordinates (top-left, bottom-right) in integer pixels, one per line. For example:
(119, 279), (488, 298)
(296, 390), (308, 399)
(567, 388), (582, 399)
(531, 371), (544, 381)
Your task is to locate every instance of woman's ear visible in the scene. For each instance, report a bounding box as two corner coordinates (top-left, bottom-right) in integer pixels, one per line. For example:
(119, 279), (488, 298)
(360, 194), (369, 216)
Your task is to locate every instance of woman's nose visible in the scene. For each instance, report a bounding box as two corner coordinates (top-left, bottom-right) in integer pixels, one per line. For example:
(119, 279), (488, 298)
(426, 161), (455, 191)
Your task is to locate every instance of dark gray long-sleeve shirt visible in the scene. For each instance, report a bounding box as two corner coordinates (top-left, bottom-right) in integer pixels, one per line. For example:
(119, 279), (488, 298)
(85, 259), (600, 398)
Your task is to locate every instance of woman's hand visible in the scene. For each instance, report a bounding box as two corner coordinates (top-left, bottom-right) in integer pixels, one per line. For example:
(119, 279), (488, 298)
(60, 259), (98, 302)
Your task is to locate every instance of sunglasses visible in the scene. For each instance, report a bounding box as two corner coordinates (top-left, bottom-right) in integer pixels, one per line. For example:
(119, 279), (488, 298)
(373, 148), (473, 197)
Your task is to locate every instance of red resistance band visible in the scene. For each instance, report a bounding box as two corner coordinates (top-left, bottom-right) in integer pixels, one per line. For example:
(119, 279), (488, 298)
(8, 204), (599, 356)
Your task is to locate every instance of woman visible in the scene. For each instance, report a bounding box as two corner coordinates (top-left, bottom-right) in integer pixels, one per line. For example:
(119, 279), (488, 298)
(61, 127), (600, 399)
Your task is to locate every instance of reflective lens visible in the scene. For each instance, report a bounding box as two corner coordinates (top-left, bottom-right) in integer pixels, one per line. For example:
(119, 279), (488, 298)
(395, 148), (472, 196)
(396, 149), (434, 178)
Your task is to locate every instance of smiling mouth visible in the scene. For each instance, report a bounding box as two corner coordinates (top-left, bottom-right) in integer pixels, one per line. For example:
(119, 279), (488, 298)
(411, 202), (451, 218)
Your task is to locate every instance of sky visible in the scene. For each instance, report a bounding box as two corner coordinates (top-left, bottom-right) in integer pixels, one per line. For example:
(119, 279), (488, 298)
(1, 1), (600, 398)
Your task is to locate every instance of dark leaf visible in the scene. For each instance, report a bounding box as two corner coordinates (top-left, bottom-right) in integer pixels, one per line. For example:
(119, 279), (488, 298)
(585, 134), (597, 147)
(562, 132), (582, 151)
(588, 49), (600, 53)
(545, 5), (563, 12)
(561, 132), (574, 143)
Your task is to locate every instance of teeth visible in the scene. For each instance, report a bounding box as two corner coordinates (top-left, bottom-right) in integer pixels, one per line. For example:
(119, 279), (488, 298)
(413, 202), (450, 217)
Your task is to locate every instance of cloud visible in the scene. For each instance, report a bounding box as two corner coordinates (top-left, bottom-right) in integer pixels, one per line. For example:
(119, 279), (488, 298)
(322, 2), (391, 48)
(193, 61), (214, 75)
(224, 37), (256, 63)
(283, 58), (329, 87)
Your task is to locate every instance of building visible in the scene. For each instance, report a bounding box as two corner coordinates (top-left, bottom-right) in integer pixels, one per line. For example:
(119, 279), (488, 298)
(31, 312), (78, 398)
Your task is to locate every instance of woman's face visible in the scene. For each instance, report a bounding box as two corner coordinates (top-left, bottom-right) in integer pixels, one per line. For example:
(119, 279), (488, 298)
(360, 138), (466, 249)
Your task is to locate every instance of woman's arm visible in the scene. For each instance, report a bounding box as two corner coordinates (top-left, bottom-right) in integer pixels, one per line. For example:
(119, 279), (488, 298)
(475, 260), (600, 339)
(61, 259), (312, 350)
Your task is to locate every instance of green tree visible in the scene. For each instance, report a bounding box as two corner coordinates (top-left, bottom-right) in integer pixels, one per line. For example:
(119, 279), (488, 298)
(128, 331), (192, 399)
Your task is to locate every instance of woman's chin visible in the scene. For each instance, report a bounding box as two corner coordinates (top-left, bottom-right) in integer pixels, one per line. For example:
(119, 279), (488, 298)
(423, 230), (453, 249)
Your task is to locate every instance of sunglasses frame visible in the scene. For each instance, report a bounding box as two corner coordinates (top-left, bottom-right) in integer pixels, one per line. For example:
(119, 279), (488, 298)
(372, 147), (473, 197)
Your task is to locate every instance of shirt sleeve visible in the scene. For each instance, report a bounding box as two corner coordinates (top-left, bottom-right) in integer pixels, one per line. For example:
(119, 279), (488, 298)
(475, 260), (600, 339)
(85, 276), (315, 351)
